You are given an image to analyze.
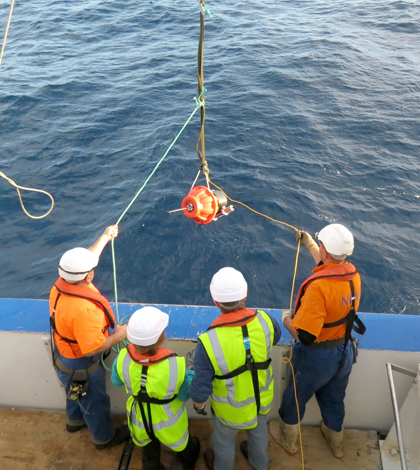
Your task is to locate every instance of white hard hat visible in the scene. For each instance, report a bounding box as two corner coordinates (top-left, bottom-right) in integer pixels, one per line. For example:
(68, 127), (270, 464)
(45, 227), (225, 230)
(58, 247), (99, 282)
(210, 267), (248, 303)
(316, 224), (354, 259)
(127, 307), (169, 346)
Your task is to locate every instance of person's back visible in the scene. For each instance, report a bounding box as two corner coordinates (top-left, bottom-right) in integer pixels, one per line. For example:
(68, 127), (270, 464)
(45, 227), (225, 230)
(293, 261), (362, 343)
(199, 307), (275, 429)
(50, 278), (114, 359)
(270, 224), (365, 459)
(190, 267), (281, 470)
(115, 344), (189, 448)
(112, 307), (200, 470)
(49, 225), (129, 450)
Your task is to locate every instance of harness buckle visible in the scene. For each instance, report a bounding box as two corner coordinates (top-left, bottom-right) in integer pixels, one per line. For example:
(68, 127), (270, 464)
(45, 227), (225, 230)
(68, 382), (87, 401)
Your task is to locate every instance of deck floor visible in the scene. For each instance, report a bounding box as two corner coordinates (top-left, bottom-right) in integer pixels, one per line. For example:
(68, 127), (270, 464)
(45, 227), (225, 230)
(0, 408), (382, 470)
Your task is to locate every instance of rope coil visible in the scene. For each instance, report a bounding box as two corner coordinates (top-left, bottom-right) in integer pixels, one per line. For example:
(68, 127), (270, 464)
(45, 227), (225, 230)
(1, 0), (55, 220)
(0, 171), (55, 219)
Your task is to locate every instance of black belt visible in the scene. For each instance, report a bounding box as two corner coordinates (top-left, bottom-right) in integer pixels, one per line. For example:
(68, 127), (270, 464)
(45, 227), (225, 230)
(53, 351), (100, 376)
(305, 337), (345, 349)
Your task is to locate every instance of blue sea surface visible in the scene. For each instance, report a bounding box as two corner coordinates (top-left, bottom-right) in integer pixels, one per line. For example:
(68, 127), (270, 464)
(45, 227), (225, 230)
(0, 0), (419, 315)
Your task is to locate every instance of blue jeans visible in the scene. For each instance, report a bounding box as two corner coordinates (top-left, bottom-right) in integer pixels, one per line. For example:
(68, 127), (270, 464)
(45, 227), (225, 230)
(54, 350), (115, 443)
(211, 413), (269, 470)
(279, 342), (353, 432)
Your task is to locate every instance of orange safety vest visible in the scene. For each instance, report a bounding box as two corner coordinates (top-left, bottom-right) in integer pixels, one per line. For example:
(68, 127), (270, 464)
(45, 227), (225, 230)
(50, 278), (116, 358)
(208, 308), (257, 329)
(293, 262), (365, 343)
(127, 346), (177, 366)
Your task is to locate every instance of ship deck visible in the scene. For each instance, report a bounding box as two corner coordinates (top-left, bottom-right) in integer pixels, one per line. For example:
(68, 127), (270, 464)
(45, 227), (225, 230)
(0, 407), (382, 470)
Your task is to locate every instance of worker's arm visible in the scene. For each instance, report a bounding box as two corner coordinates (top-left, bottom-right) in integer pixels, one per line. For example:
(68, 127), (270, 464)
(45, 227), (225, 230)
(190, 340), (214, 412)
(111, 356), (124, 387)
(88, 225), (119, 257)
(85, 324), (127, 357)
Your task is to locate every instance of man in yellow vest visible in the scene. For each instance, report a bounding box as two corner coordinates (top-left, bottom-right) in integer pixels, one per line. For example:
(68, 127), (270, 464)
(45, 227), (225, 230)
(50, 225), (129, 449)
(190, 267), (281, 470)
(112, 306), (200, 470)
(269, 224), (365, 459)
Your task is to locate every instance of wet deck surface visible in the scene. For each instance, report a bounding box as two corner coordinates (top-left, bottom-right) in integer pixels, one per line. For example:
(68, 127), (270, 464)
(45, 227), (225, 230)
(0, 408), (382, 470)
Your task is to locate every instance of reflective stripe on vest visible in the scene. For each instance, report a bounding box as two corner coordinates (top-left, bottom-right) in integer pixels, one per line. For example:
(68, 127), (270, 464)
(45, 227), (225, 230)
(121, 352), (179, 401)
(117, 349), (189, 451)
(200, 310), (275, 429)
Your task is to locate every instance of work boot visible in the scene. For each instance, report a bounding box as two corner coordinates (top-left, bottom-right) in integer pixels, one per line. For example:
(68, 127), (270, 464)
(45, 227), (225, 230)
(268, 417), (299, 455)
(203, 448), (214, 470)
(66, 420), (87, 433)
(320, 421), (344, 459)
(94, 425), (130, 450)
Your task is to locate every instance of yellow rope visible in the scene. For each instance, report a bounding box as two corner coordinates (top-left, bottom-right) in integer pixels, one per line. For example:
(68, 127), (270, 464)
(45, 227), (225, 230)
(290, 238), (301, 309)
(285, 239), (305, 468)
(0, 171), (55, 219)
(0, 0), (16, 69)
(208, 178), (298, 231)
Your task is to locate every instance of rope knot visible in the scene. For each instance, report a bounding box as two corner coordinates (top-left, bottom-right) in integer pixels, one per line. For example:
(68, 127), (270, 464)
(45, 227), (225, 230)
(194, 97), (205, 108)
(197, 2), (213, 18)
(200, 161), (210, 176)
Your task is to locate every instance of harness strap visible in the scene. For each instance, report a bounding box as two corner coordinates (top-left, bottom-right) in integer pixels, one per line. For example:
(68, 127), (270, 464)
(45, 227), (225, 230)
(135, 393), (177, 405)
(132, 365), (177, 440)
(136, 366), (155, 440)
(322, 280), (366, 346)
(53, 351), (100, 375)
(245, 324), (262, 415)
(214, 359), (272, 380)
(50, 293), (78, 344)
(306, 337), (345, 349)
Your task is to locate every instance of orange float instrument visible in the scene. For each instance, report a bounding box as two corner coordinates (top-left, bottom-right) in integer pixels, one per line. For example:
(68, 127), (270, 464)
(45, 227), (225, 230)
(181, 186), (235, 224)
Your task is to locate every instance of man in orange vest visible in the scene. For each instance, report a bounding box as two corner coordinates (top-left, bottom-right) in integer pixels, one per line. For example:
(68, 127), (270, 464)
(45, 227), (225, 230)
(269, 224), (365, 459)
(49, 225), (129, 449)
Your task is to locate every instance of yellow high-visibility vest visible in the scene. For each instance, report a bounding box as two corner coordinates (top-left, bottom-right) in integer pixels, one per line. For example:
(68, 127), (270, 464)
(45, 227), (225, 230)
(199, 310), (275, 429)
(116, 348), (189, 450)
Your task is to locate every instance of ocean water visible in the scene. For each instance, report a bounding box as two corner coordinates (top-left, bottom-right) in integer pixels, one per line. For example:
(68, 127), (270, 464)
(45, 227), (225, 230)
(0, 0), (419, 316)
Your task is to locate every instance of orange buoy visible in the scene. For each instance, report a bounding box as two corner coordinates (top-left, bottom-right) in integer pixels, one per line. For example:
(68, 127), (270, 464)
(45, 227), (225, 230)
(182, 186), (219, 224)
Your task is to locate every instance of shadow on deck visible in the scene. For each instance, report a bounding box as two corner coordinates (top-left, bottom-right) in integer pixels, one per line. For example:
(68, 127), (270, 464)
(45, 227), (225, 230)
(0, 408), (382, 470)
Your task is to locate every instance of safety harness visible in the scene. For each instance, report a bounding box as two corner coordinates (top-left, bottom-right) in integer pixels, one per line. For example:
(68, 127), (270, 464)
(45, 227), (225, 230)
(295, 264), (366, 349)
(49, 278), (116, 393)
(50, 278), (115, 354)
(323, 279), (366, 344)
(128, 346), (178, 440)
(208, 310), (272, 414)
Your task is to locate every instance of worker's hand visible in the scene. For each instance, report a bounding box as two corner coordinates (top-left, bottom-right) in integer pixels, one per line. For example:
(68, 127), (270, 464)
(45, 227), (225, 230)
(295, 230), (317, 250)
(281, 309), (294, 326)
(113, 324), (127, 342)
(103, 225), (119, 241)
(186, 349), (195, 370)
(193, 403), (208, 416)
